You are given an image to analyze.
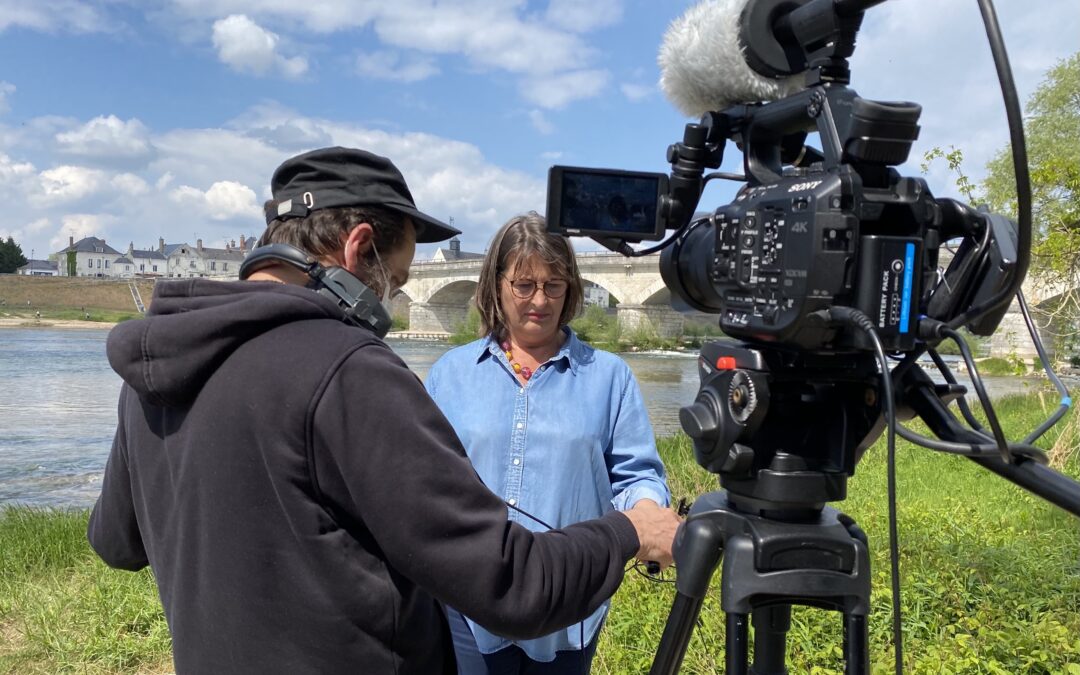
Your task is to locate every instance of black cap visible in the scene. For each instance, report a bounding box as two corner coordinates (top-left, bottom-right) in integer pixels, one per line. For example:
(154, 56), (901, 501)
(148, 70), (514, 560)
(265, 146), (460, 243)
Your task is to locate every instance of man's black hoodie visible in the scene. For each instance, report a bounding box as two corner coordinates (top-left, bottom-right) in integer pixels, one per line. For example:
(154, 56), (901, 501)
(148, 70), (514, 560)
(88, 279), (638, 674)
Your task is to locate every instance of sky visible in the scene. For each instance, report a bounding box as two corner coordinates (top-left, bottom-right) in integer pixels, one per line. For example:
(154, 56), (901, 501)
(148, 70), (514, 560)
(0, 0), (1077, 261)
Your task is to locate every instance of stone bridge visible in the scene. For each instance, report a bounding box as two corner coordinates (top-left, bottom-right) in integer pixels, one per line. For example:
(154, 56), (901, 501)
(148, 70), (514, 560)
(400, 252), (685, 336)
(400, 250), (1072, 360)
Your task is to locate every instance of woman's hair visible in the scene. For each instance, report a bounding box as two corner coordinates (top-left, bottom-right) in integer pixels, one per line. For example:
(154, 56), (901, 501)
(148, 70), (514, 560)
(475, 211), (584, 339)
(256, 205), (406, 284)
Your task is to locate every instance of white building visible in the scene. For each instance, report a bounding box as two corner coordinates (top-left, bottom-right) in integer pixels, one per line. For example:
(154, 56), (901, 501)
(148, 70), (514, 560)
(16, 259), (59, 276)
(164, 237), (252, 279)
(583, 282), (611, 308)
(55, 236), (123, 277)
(125, 242), (168, 277)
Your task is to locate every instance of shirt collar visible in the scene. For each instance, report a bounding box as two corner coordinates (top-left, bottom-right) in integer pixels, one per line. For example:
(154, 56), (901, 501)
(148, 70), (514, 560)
(476, 327), (582, 375)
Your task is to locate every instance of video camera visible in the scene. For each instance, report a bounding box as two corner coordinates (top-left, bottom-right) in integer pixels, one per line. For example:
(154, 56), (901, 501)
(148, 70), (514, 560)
(547, 79), (1018, 356)
(545, 0), (1077, 671)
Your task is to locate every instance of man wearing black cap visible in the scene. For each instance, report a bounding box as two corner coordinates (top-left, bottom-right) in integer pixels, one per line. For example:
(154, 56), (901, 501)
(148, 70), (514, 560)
(88, 147), (679, 674)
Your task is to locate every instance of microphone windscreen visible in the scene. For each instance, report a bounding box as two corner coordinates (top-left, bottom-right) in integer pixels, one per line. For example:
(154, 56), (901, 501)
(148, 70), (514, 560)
(659, 0), (802, 117)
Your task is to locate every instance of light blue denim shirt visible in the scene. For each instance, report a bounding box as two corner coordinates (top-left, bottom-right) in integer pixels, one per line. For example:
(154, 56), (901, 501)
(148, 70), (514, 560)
(424, 327), (670, 662)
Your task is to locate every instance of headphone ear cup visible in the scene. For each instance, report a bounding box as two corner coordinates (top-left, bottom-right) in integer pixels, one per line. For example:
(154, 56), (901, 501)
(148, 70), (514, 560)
(318, 266), (393, 338)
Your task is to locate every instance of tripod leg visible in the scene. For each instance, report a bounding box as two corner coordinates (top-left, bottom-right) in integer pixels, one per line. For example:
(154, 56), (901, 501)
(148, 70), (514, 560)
(750, 605), (791, 675)
(650, 593), (705, 675)
(651, 512), (727, 675)
(725, 612), (749, 674)
(843, 613), (869, 675)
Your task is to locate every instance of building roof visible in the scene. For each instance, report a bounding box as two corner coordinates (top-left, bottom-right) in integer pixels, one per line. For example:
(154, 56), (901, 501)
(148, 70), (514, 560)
(130, 249), (167, 260)
(18, 259), (58, 271)
(431, 248), (484, 262)
(114, 257), (133, 265)
(167, 244), (246, 262)
(58, 237), (121, 255)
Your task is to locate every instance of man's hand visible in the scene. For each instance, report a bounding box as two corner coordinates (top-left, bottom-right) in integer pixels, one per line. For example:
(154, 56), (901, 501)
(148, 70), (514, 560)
(622, 499), (681, 570)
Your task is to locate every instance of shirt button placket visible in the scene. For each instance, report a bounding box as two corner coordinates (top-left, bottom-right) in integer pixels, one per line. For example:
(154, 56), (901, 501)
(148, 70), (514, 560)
(508, 384), (526, 511)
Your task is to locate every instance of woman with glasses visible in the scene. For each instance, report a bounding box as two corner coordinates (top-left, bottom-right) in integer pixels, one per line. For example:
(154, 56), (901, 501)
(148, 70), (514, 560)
(425, 212), (672, 674)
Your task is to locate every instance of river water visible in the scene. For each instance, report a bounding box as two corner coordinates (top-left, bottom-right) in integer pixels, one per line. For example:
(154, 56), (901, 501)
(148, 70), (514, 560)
(0, 327), (1060, 509)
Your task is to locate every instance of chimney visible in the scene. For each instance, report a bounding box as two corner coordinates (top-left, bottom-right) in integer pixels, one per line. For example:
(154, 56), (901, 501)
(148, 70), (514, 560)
(197, 239), (203, 252)
(450, 237), (461, 254)
(239, 234), (246, 251)
(69, 235), (74, 248)
(128, 241), (134, 256)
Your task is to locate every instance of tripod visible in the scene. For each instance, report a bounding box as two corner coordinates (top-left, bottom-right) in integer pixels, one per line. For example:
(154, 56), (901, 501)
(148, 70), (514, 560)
(646, 342), (882, 674)
(649, 340), (1080, 673)
(650, 491), (871, 675)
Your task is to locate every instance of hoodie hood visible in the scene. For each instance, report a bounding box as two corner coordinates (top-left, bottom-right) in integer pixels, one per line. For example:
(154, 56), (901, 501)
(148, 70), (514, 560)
(107, 279), (346, 407)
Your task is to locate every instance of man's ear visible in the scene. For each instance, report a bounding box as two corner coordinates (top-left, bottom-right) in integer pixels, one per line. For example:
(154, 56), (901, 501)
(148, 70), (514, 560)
(341, 222), (374, 276)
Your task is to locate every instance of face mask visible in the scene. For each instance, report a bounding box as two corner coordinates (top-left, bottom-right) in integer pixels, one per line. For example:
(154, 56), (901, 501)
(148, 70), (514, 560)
(369, 241), (395, 307)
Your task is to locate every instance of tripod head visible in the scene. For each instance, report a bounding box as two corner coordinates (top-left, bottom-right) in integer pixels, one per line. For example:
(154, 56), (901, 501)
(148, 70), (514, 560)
(680, 341), (883, 517)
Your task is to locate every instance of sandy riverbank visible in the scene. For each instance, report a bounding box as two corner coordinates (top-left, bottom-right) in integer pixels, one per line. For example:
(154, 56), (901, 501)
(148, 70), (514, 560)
(0, 317), (115, 330)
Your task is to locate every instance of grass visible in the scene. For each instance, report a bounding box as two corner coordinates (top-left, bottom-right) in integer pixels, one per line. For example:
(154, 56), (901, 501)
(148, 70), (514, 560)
(0, 275), (154, 315)
(1, 307), (142, 324)
(1, 393), (1077, 673)
(0, 509), (171, 674)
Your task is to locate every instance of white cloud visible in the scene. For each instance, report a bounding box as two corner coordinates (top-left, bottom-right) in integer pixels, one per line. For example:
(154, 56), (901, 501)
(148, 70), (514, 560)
(0, 152), (35, 181)
(0, 0), (111, 34)
(169, 180), (260, 220)
(620, 82), (654, 102)
(169, 0), (383, 34)
(9, 103), (540, 255)
(211, 14), (308, 79)
(169, 1), (610, 106)
(0, 217), (49, 251)
(37, 165), (106, 203)
(49, 214), (111, 252)
(355, 51), (439, 83)
(540, 151), (563, 161)
(528, 110), (555, 135)
(545, 0), (623, 33)
(522, 69), (609, 109)
(55, 115), (154, 163)
(0, 81), (14, 114)
(111, 173), (150, 195)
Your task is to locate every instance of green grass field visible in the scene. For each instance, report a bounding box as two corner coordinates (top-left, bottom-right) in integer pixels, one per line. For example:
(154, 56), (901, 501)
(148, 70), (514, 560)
(1, 393), (1077, 674)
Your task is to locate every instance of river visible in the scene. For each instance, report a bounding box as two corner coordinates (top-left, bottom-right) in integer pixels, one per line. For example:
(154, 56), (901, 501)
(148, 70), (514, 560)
(0, 327), (1062, 509)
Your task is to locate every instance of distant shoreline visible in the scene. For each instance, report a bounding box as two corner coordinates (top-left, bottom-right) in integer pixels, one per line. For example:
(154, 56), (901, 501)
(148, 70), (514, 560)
(0, 317), (114, 330)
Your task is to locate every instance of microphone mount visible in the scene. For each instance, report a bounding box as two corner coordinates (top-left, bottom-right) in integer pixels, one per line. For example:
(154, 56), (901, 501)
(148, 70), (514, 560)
(740, 0), (888, 85)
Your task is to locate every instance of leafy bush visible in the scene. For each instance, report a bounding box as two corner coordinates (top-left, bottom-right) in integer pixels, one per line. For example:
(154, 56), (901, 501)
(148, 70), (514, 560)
(570, 305), (621, 348)
(448, 306), (482, 345)
(976, 356), (1027, 376)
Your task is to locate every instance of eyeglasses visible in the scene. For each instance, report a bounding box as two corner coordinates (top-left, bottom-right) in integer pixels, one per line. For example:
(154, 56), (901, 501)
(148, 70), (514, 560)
(505, 277), (569, 299)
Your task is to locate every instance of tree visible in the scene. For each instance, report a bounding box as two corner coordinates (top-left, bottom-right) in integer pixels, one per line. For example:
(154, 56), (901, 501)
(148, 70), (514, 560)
(0, 236), (29, 274)
(981, 51), (1080, 346)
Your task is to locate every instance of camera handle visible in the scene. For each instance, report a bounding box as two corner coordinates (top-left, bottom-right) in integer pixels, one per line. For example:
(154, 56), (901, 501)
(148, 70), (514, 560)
(651, 492), (871, 675)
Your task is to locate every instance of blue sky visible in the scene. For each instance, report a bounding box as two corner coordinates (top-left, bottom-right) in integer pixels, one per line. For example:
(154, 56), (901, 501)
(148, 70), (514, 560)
(0, 0), (1077, 260)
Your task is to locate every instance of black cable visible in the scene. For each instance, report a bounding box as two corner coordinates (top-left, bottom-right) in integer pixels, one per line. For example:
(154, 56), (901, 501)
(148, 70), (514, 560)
(1016, 291), (1073, 444)
(926, 346), (990, 434)
(507, 500), (592, 668)
(703, 171), (747, 182)
(894, 425), (1048, 463)
(948, 0), (1031, 329)
(826, 307), (903, 675)
(625, 172), (734, 257)
(941, 327), (1012, 463)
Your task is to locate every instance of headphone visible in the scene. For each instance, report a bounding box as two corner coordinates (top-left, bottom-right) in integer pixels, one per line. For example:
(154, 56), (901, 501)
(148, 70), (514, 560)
(238, 243), (393, 338)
